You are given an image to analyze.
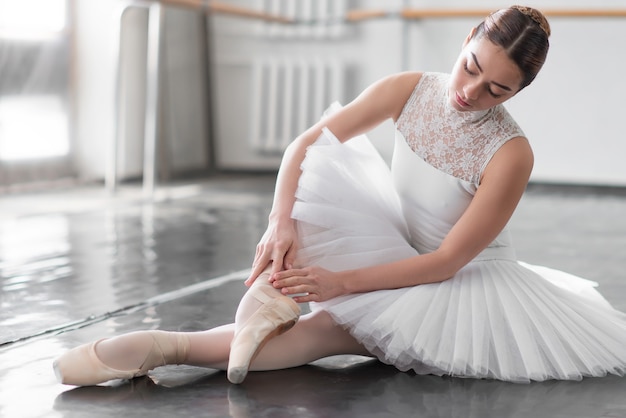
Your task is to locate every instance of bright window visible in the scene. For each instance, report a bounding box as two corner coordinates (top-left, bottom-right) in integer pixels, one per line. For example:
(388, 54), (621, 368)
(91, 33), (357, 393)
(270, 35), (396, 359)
(0, 0), (69, 162)
(0, 0), (67, 40)
(0, 96), (69, 160)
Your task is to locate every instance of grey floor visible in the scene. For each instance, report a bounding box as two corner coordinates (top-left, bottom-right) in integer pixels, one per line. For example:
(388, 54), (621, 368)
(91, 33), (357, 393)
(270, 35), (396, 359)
(1, 173), (625, 418)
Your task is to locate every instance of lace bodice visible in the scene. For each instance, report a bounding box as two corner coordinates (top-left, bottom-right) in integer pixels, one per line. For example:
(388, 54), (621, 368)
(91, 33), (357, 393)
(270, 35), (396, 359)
(396, 73), (524, 185)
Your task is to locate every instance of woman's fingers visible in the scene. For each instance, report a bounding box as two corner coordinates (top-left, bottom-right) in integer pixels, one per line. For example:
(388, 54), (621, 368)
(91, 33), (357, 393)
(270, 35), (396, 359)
(247, 220), (298, 285)
(276, 280), (317, 303)
(270, 268), (305, 282)
(271, 266), (343, 302)
(282, 238), (298, 269)
(289, 290), (318, 303)
(246, 242), (292, 286)
(269, 251), (286, 277)
(246, 262), (267, 286)
(246, 245), (272, 285)
(271, 269), (317, 296)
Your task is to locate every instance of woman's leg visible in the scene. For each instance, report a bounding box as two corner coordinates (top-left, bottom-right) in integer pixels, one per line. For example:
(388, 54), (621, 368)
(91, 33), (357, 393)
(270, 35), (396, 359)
(186, 310), (370, 371)
(54, 310), (369, 386)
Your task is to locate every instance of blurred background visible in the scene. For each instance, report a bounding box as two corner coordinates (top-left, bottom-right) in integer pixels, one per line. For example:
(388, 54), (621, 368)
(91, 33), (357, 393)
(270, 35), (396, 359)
(1, 0), (625, 194)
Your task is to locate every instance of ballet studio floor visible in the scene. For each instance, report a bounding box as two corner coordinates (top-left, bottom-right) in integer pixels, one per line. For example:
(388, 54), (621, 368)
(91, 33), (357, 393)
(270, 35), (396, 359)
(1, 173), (625, 418)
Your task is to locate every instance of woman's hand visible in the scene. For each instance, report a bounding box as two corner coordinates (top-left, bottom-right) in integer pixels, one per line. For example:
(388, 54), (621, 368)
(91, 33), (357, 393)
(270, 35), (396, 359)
(269, 266), (347, 303)
(245, 218), (298, 286)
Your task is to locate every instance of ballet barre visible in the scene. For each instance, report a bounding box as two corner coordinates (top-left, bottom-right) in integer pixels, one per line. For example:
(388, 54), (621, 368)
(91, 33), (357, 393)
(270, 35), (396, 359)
(347, 8), (626, 21)
(158, 1), (626, 23)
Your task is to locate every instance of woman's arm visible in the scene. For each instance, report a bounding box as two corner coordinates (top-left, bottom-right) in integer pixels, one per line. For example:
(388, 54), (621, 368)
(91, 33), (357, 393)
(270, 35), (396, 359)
(271, 136), (534, 301)
(247, 71), (422, 284)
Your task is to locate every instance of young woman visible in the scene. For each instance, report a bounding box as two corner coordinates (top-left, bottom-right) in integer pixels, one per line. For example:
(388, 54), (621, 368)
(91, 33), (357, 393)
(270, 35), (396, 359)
(54, 5), (626, 386)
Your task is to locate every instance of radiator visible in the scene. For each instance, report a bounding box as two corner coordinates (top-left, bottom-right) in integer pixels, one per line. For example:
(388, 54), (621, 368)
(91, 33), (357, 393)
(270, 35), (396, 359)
(250, 59), (345, 153)
(260, 0), (348, 38)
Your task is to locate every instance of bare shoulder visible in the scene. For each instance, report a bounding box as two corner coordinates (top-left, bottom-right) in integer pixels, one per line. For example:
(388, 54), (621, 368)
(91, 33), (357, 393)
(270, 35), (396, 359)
(382, 71), (423, 89)
(324, 72), (423, 141)
(499, 136), (534, 168)
(378, 72), (423, 102)
(360, 71), (422, 121)
(482, 136), (534, 185)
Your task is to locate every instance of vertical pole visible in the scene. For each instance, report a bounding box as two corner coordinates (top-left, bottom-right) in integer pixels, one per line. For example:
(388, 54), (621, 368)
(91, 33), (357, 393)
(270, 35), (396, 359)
(250, 60), (264, 151)
(198, 6), (216, 172)
(281, 60), (294, 149)
(297, 60), (309, 134)
(108, 5), (131, 194)
(314, 59), (325, 120)
(265, 60), (278, 152)
(143, 3), (164, 199)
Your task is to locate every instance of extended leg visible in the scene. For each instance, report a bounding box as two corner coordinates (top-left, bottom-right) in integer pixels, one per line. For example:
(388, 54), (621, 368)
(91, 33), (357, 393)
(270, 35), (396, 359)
(53, 310), (368, 386)
(54, 330), (190, 386)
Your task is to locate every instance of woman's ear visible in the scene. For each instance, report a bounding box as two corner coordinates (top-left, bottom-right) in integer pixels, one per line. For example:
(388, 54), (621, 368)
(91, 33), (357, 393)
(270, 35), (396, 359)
(463, 27), (477, 48)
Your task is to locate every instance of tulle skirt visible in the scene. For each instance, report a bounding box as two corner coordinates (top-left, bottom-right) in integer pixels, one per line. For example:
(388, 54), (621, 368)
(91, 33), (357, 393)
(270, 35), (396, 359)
(291, 125), (626, 383)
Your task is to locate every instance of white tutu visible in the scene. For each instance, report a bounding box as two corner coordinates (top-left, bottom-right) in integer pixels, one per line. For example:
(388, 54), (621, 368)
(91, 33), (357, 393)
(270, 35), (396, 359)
(291, 122), (626, 383)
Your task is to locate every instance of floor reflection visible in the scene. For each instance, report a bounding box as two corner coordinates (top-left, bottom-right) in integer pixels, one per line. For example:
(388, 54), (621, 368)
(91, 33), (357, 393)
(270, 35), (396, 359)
(0, 180), (272, 346)
(52, 359), (626, 418)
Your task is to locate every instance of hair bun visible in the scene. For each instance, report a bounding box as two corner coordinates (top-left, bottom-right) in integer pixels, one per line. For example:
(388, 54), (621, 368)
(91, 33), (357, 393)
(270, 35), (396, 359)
(512, 5), (551, 37)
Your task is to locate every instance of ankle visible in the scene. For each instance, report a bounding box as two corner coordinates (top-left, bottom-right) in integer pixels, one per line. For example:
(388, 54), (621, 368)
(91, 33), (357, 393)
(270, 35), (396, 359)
(94, 330), (190, 372)
(159, 331), (190, 365)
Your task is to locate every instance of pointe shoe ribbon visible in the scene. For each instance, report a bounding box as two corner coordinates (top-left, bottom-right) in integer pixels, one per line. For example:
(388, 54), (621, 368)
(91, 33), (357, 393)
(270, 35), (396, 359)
(228, 287), (301, 384)
(53, 340), (140, 386)
(53, 331), (190, 386)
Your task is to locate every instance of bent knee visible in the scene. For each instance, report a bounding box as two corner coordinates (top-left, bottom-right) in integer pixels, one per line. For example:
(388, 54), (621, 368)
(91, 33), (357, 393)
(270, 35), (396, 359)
(298, 310), (367, 353)
(298, 310), (340, 334)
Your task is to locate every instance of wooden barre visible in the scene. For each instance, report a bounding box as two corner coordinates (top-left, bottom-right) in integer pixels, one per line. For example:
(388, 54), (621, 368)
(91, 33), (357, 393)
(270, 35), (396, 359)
(158, 1), (626, 23)
(209, 1), (292, 23)
(159, 0), (291, 23)
(398, 8), (626, 19)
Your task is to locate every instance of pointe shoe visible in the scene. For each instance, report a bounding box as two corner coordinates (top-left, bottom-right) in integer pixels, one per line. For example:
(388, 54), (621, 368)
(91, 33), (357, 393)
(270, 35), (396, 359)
(53, 330), (190, 386)
(228, 286), (301, 384)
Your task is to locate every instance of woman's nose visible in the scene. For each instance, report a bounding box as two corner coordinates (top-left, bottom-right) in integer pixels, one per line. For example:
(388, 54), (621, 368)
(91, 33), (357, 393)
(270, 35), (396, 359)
(463, 82), (480, 100)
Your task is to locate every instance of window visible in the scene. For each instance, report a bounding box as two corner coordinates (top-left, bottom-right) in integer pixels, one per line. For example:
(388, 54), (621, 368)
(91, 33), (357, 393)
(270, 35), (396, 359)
(0, 0), (70, 167)
(0, 0), (67, 40)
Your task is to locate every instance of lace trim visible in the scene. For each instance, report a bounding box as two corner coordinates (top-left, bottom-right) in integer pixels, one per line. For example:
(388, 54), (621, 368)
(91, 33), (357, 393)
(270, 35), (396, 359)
(396, 73), (524, 185)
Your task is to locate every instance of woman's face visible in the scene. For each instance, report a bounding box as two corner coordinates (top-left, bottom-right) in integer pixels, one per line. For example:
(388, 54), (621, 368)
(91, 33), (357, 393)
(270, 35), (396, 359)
(449, 35), (523, 112)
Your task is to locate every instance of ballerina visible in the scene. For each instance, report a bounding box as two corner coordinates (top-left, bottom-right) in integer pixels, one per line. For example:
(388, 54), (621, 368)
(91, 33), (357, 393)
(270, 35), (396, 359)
(54, 5), (626, 386)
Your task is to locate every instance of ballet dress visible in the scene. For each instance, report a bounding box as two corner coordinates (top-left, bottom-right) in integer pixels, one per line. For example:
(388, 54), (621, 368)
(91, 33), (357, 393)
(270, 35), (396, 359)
(290, 72), (626, 383)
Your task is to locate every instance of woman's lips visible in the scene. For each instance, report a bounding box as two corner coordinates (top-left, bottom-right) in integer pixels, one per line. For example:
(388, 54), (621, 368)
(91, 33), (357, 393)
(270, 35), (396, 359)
(455, 92), (470, 108)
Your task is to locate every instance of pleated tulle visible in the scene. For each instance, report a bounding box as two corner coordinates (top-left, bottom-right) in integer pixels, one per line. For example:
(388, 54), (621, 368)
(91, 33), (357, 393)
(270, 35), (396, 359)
(317, 261), (626, 382)
(292, 122), (626, 382)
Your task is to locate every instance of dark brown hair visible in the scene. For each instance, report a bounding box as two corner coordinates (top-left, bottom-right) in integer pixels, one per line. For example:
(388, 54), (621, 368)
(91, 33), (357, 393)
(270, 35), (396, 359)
(473, 5), (550, 89)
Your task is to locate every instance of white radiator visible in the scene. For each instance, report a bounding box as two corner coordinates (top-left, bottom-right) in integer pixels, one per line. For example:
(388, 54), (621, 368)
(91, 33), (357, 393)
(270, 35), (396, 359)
(260, 0), (348, 38)
(250, 59), (345, 153)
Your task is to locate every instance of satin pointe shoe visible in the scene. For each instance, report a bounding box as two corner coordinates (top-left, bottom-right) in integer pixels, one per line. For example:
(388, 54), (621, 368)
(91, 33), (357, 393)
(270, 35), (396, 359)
(228, 286), (301, 384)
(53, 330), (190, 386)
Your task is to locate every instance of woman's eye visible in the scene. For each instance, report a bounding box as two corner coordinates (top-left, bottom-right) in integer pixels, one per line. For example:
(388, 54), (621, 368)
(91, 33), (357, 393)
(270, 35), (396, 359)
(489, 89), (504, 98)
(463, 61), (476, 75)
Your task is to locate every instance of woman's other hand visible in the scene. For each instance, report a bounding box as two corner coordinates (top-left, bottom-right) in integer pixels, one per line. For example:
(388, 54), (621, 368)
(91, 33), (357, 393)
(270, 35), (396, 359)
(269, 266), (346, 303)
(245, 218), (298, 286)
